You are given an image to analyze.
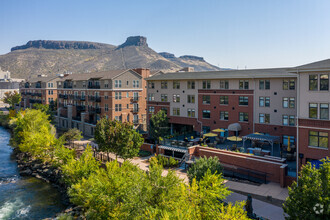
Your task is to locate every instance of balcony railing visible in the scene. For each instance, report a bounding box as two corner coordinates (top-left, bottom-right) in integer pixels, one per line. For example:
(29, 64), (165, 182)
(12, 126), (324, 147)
(133, 119), (139, 124)
(63, 94), (68, 99)
(132, 108), (139, 113)
(76, 105), (86, 111)
(72, 116), (81, 121)
(133, 96), (139, 101)
(95, 97), (101, 102)
(88, 84), (100, 89)
(88, 107), (101, 114)
(80, 96), (86, 101)
(37, 93), (42, 97)
(63, 84), (73, 88)
(36, 84), (41, 88)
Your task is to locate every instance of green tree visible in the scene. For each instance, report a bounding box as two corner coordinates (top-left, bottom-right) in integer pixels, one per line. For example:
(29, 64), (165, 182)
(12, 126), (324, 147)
(94, 117), (144, 160)
(2, 91), (21, 109)
(149, 110), (169, 144)
(33, 103), (55, 122)
(283, 158), (330, 219)
(187, 156), (223, 184)
(60, 128), (83, 147)
(61, 145), (100, 186)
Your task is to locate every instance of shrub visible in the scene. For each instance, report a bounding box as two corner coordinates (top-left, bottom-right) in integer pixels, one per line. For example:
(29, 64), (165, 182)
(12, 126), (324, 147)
(149, 154), (178, 168)
(187, 156), (223, 183)
(138, 150), (152, 157)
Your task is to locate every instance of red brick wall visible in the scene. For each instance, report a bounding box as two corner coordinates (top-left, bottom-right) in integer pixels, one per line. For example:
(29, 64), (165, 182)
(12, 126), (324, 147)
(298, 119), (330, 164)
(198, 89), (254, 136)
(140, 143), (154, 153)
(194, 146), (287, 185)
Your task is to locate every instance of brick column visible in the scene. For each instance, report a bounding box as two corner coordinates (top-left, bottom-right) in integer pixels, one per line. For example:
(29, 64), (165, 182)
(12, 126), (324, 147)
(81, 112), (87, 136)
(68, 105), (73, 129)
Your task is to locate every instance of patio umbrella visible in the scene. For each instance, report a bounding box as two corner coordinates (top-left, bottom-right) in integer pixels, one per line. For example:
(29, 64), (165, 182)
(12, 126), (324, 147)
(203, 133), (218, 137)
(227, 136), (243, 142)
(212, 128), (225, 133)
(254, 132), (263, 135)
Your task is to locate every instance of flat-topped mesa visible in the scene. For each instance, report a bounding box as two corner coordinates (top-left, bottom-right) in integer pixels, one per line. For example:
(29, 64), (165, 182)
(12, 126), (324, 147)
(117, 36), (148, 49)
(159, 52), (176, 59)
(179, 55), (205, 62)
(11, 40), (113, 51)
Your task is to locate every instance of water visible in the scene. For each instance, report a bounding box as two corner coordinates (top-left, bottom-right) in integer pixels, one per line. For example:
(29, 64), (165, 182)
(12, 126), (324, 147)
(0, 127), (66, 219)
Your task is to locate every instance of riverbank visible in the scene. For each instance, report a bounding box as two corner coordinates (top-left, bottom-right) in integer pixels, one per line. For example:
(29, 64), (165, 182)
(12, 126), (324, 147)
(13, 147), (85, 219)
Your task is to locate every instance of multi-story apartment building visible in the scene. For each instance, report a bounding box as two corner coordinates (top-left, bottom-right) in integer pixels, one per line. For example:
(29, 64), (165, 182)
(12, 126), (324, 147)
(146, 68), (297, 139)
(291, 60), (330, 165)
(56, 69), (149, 137)
(147, 60), (330, 168)
(20, 76), (60, 108)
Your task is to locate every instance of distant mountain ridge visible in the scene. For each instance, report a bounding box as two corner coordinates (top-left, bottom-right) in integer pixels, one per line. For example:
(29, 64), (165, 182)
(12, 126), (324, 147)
(0, 36), (221, 79)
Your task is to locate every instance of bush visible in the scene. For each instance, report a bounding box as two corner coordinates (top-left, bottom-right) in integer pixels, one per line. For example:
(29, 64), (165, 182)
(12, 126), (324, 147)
(187, 156), (223, 183)
(149, 154), (178, 168)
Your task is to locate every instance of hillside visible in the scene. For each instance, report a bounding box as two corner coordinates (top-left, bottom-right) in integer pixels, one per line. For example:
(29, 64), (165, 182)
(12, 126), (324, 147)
(0, 36), (221, 79)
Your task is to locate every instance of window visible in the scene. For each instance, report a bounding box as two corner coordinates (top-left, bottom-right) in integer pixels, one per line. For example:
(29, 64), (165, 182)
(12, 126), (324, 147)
(289, 98), (295, 108)
(220, 96), (228, 105)
(259, 80), (270, 90)
(239, 112), (249, 122)
(48, 90), (53, 95)
(259, 114), (270, 123)
(173, 81), (180, 89)
(320, 74), (329, 91)
(202, 110), (211, 119)
(161, 94), (168, 102)
(133, 80), (139, 88)
(105, 104), (109, 112)
(187, 95), (195, 103)
(127, 81), (129, 86)
(187, 81), (195, 89)
(127, 104), (129, 109)
(309, 75), (318, 91)
(283, 98), (289, 108)
(187, 109), (195, 117)
(265, 97), (270, 107)
(203, 95), (210, 104)
(149, 106), (155, 113)
(309, 103), (318, 119)
(309, 131), (328, 148)
(239, 96), (249, 106)
(115, 104), (122, 112)
(115, 92), (122, 100)
(161, 81), (168, 89)
(259, 97), (264, 107)
(282, 115), (288, 125)
(289, 80), (295, 90)
(148, 93), (154, 101)
(104, 80), (109, 88)
(173, 94), (180, 103)
(283, 80), (289, 90)
(133, 92), (138, 100)
(289, 115), (295, 126)
(320, 104), (329, 120)
(126, 92), (129, 98)
(82, 81), (86, 88)
(239, 80), (249, 89)
(173, 108), (180, 116)
(115, 80), (122, 88)
(220, 111), (228, 120)
(148, 82), (155, 89)
(115, 116), (122, 122)
(220, 80), (229, 89)
(161, 107), (168, 115)
(203, 80), (211, 89)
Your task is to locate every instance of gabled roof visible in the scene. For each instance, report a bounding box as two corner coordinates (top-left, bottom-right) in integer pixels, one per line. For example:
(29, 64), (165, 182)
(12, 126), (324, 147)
(146, 68), (296, 81)
(293, 59), (330, 71)
(28, 76), (60, 83)
(59, 69), (141, 81)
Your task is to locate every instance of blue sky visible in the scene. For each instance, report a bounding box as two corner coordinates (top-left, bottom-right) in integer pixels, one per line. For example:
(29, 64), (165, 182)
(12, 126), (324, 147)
(1, 0), (330, 69)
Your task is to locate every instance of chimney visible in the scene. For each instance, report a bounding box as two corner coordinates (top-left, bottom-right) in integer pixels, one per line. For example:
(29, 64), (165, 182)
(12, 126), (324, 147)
(133, 68), (150, 79)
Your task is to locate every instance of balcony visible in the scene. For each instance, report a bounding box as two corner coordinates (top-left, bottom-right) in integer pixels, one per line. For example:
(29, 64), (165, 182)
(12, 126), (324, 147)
(133, 119), (139, 124)
(132, 96), (139, 102)
(63, 94), (68, 99)
(96, 108), (101, 114)
(72, 116), (81, 121)
(80, 96), (86, 101)
(24, 85), (29, 88)
(132, 108), (139, 113)
(88, 84), (100, 89)
(73, 95), (81, 100)
(76, 105), (86, 111)
(88, 107), (101, 114)
(36, 84), (41, 88)
(63, 84), (73, 89)
(95, 97), (101, 102)
(37, 93), (42, 97)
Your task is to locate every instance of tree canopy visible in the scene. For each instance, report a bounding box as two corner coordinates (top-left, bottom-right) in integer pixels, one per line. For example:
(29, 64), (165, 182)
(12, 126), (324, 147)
(149, 110), (169, 144)
(187, 156), (223, 184)
(60, 128), (83, 146)
(2, 91), (21, 109)
(283, 158), (330, 219)
(94, 117), (144, 160)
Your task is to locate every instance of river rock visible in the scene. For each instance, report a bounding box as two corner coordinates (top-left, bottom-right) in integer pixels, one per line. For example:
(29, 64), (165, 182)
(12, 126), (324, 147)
(20, 168), (32, 176)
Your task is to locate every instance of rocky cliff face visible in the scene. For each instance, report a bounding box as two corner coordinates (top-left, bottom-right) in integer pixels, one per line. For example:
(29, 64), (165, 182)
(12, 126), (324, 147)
(1, 36), (221, 78)
(11, 40), (114, 51)
(117, 36), (148, 49)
